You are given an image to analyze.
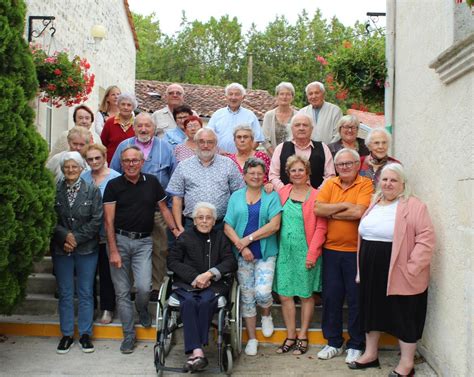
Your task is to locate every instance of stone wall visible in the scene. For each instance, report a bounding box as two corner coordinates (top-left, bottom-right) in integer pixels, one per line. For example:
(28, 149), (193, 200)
(390, 1), (473, 376)
(25, 0), (136, 148)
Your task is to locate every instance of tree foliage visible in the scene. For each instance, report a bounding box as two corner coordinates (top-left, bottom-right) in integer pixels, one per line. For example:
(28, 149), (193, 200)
(0, 0), (56, 313)
(134, 9), (386, 112)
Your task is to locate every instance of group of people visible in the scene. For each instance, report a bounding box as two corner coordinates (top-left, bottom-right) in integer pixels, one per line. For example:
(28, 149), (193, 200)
(46, 80), (435, 377)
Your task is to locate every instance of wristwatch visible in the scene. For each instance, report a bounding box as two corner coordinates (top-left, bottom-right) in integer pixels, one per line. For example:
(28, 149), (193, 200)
(248, 235), (254, 242)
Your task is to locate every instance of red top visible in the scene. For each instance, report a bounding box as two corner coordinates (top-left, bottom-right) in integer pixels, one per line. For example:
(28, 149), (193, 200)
(228, 151), (271, 183)
(100, 115), (135, 164)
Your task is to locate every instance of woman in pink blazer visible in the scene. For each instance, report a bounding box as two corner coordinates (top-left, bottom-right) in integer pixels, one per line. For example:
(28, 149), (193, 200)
(348, 164), (435, 377)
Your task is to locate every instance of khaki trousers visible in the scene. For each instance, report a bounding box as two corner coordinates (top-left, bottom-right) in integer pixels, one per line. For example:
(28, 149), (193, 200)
(151, 212), (168, 290)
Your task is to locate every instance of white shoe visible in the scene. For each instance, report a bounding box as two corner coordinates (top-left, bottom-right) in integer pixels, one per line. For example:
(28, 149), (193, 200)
(345, 348), (363, 363)
(317, 344), (345, 360)
(245, 339), (258, 356)
(261, 315), (274, 337)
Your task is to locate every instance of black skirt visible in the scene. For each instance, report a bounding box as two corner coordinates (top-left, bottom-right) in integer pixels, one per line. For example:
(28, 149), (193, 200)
(359, 239), (428, 343)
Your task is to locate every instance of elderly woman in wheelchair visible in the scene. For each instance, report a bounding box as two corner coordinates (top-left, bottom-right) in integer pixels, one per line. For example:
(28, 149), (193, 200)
(166, 202), (238, 372)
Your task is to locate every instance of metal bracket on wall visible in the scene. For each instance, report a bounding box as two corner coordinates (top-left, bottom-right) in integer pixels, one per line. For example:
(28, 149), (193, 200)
(28, 16), (56, 43)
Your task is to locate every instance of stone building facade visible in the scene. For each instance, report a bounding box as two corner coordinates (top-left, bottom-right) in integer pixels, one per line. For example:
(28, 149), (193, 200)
(24, 0), (137, 148)
(387, 1), (473, 376)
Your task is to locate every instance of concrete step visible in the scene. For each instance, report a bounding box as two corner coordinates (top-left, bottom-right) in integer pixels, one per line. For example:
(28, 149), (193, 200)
(26, 273), (56, 295)
(33, 256), (53, 274)
(0, 314), (398, 348)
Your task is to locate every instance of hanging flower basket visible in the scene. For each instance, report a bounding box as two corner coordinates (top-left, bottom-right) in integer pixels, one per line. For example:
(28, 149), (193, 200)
(30, 44), (95, 108)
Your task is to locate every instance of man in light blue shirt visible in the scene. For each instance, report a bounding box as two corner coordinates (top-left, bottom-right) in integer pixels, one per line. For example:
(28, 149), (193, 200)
(207, 83), (264, 153)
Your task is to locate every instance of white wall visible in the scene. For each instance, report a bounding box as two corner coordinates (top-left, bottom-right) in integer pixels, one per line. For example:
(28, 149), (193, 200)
(389, 1), (473, 376)
(25, 0), (136, 148)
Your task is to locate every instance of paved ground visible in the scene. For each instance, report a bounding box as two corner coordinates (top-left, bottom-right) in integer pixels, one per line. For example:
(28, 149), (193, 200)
(0, 335), (437, 376)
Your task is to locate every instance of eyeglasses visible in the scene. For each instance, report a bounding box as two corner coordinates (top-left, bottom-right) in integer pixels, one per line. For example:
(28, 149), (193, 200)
(335, 161), (359, 169)
(197, 140), (216, 146)
(167, 91), (183, 96)
(86, 156), (102, 162)
(186, 122), (200, 129)
(63, 165), (81, 171)
(122, 159), (142, 165)
(176, 115), (189, 120)
(341, 125), (358, 131)
(195, 215), (214, 221)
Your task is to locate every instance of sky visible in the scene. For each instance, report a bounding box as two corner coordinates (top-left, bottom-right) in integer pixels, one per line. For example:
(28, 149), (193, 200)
(128, 0), (387, 35)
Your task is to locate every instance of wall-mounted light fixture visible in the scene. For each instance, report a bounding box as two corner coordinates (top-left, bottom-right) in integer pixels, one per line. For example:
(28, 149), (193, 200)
(85, 24), (107, 51)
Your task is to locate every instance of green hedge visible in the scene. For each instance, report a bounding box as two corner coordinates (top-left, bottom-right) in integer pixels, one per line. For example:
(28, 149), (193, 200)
(0, 0), (55, 314)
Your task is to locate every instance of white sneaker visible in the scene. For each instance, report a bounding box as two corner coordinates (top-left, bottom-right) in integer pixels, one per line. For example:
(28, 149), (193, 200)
(261, 315), (274, 337)
(245, 339), (258, 356)
(345, 348), (363, 363)
(317, 344), (345, 360)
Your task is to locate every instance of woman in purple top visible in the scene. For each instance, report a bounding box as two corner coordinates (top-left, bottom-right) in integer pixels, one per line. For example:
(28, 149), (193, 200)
(174, 116), (203, 163)
(81, 144), (120, 324)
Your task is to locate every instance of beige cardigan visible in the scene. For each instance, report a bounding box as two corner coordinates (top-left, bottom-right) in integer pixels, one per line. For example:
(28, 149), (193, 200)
(298, 101), (342, 144)
(261, 107), (298, 150)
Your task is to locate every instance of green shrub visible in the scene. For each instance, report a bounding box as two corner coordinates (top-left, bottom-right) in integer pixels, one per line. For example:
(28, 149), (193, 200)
(0, 0), (56, 314)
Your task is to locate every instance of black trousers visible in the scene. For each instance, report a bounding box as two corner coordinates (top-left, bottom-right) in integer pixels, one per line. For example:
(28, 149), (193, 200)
(174, 287), (218, 354)
(97, 242), (115, 311)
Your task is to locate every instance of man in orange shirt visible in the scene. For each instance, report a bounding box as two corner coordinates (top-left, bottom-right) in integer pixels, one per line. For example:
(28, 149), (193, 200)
(315, 148), (373, 364)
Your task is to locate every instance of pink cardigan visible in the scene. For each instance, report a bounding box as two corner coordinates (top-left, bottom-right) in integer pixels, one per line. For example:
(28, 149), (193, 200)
(358, 196), (435, 295)
(279, 184), (328, 263)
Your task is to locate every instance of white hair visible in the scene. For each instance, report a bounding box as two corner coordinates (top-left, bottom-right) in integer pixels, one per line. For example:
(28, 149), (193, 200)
(134, 112), (156, 131)
(291, 113), (314, 128)
(192, 202), (217, 219)
(334, 147), (361, 163)
(194, 128), (217, 143)
(233, 124), (254, 139)
(60, 151), (86, 171)
(305, 81), (325, 95)
(372, 163), (413, 204)
(225, 82), (246, 96)
(365, 127), (392, 147)
(275, 82), (295, 96)
(117, 93), (138, 110)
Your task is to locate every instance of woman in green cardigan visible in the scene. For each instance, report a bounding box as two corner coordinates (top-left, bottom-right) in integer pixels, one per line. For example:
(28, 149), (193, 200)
(224, 157), (282, 357)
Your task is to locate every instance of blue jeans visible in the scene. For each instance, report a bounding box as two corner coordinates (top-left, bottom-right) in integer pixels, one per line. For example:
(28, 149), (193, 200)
(108, 234), (152, 339)
(321, 248), (364, 350)
(54, 251), (98, 337)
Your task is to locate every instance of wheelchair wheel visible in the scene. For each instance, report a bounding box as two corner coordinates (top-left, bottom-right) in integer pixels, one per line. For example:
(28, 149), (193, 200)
(222, 345), (233, 375)
(154, 342), (165, 377)
(163, 310), (177, 356)
(229, 280), (242, 359)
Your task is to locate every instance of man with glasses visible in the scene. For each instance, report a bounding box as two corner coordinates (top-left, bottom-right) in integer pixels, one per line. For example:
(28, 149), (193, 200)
(152, 83), (196, 137)
(314, 148), (373, 364)
(103, 146), (179, 354)
(110, 113), (177, 302)
(166, 128), (244, 232)
(269, 113), (335, 191)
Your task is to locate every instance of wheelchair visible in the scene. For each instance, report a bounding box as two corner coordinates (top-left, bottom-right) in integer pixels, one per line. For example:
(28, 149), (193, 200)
(154, 272), (242, 376)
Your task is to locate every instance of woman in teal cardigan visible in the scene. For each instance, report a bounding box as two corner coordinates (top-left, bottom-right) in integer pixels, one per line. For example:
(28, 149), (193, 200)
(224, 157), (282, 356)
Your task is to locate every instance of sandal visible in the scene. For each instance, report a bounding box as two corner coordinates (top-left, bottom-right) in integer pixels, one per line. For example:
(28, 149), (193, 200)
(276, 338), (296, 354)
(189, 356), (208, 372)
(293, 338), (309, 355)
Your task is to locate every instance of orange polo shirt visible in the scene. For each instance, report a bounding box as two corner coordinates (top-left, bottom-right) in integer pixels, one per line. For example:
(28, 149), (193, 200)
(317, 175), (373, 252)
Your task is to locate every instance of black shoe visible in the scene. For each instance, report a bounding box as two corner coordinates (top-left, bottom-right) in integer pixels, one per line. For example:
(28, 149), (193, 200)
(348, 358), (381, 370)
(189, 356), (208, 372)
(130, 292), (136, 301)
(149, 289), (159, 302)
(79, 334), (95, 353)
(139, 310), (152, 328)
(388, 368), (415, 377)
(57, 336), (74, 354)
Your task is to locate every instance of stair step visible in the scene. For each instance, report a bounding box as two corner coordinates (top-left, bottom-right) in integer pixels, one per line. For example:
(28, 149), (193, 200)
(33, 256), (53, 274)
(0, 315), (398, 348)
(26, 273), (57, 295)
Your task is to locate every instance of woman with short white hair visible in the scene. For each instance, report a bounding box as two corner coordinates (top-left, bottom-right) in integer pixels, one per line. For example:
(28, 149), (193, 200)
(359, 128), (400, 188)
(52, 151), (102, 354)
(262, 82), (298, 156)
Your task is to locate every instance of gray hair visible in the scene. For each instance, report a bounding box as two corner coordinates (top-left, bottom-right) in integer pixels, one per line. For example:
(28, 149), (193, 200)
(60, 151), (85, 171)
(305, 81), (325, 95)
(233, 124), (255, 139)
(67, 126), (91, 143)
(337, 114), (359, 131)
(334, 148), (361, 163)
(117, 93), (138, 110)
(134, 112), (156, 130)
(243, 157), (266, 175)
(365, 127), (392, 147)
(225, 82), (246, 96)
(275, 82), (295, 96)
(192, 202), (217, 220)
(194, 128), (217, 143)
(372, 163), (412, 204)
(120, 145), (144, 160)
(166, 83), (184, 95)
(290, 113), (314, 128)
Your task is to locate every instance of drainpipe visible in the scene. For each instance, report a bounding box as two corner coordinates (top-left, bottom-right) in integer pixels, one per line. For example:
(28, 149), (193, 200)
(385, 0), (396, 153)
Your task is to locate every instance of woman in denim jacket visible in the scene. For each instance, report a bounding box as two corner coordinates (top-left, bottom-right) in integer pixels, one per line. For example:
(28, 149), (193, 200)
(51, 151), (102, 354)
